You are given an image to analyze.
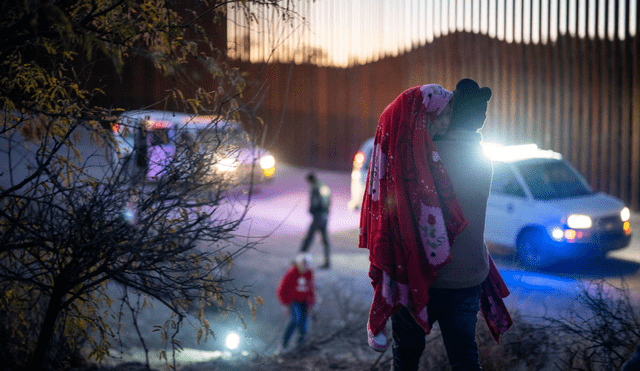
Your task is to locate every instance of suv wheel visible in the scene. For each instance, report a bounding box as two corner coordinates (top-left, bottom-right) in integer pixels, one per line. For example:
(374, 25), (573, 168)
(517, 229), (548, 269)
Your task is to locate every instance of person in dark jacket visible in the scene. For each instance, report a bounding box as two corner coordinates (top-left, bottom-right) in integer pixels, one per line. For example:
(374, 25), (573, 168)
(134, 125), (149, 183)
(277, 253), (315, 351)
(389, 78), (505, 371)
(300, 172), (332, 268)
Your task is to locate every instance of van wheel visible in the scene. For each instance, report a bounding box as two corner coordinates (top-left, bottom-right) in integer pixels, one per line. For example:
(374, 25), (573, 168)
(517, 230), (547, 269)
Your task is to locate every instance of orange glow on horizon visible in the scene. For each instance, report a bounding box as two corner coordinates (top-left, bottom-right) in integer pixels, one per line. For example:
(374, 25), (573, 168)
(227, 0), (638, 67)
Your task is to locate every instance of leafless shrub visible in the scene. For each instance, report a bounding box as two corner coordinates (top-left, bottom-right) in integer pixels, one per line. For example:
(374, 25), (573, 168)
(278, 283), (556, 371)
(0, 1), (302, 369)
(543, 280), (640, 371)
(284, 282), (373, 363)
(409, 308), (551, 371)
(476, 310), (552, 371)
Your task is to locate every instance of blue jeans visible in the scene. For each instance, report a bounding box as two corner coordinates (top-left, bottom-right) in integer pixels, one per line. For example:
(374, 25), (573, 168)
(391, 285), (482, 371)
(283, 302), (308, 347)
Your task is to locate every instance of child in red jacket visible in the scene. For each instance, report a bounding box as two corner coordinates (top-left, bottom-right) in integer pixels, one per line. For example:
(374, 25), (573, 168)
(277, 253), (315, 350)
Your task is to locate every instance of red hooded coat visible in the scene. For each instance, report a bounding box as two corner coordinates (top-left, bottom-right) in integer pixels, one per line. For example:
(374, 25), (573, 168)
(277, 265), (315, 307)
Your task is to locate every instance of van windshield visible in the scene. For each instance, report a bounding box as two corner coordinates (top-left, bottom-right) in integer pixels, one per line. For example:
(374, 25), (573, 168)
(517, 160), (593, 200)
(171, 126), (250, 153)
(150, 128), (170, 146)
(197, 126), (250, 147)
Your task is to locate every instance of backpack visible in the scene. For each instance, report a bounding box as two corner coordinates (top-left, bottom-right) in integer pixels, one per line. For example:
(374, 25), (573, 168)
(319, 183), (331, 211)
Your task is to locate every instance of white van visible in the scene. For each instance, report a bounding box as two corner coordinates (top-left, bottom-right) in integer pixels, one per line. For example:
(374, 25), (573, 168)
(110, 110), (276, 184)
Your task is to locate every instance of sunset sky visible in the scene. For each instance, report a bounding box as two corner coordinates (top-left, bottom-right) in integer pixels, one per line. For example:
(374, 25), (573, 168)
(227, 0), (638, 67)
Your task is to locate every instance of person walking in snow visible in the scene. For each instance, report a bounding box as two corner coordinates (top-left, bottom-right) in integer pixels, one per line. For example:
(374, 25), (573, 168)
(300, 172), (332, 268)
(277, 253), (316, 351)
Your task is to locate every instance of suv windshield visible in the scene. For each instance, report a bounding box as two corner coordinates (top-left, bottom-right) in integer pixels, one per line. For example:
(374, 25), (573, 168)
(517, 160), (592, 200)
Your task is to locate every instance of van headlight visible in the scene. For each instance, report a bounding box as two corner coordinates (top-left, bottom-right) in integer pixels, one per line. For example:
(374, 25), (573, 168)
(225, 332), (240, 350)
(621, 207), (630, 222)
(259, 155), (275, 170)
(567, 214), (592, 229)
(216, 158), (238, 172)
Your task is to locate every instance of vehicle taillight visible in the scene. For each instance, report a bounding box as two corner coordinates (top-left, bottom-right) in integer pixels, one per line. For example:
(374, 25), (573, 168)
(353, 151), (365, 170)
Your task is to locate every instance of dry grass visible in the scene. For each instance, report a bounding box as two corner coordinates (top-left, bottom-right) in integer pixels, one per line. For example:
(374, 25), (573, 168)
(70, 274), (640, 371)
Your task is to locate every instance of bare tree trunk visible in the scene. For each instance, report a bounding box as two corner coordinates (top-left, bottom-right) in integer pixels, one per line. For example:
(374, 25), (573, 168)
(31, 285), (65, 370)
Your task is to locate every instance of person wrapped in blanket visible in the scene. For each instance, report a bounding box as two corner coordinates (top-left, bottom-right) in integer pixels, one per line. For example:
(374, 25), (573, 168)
(359, 81), (512, 371)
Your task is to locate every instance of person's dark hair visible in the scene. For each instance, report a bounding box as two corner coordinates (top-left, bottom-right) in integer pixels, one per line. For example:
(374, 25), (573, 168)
(306, 172), (316, 183)
(449, 78), (492, 132)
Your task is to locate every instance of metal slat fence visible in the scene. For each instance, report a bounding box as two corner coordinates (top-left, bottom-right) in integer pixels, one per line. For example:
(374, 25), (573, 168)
(229, 0), (640, 209)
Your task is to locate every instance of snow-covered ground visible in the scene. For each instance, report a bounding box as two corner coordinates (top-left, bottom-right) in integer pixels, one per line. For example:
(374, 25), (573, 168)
(99, 162), (640, 370)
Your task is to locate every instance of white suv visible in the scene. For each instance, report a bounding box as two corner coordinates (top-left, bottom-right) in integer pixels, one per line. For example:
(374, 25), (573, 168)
(483, 144), (632, 268)
(350, 141), (633, 268)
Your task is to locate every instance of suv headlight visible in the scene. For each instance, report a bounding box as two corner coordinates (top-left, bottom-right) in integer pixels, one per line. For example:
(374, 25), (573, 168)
(567, 214), (592, 229)
(550, 227), (564, 241)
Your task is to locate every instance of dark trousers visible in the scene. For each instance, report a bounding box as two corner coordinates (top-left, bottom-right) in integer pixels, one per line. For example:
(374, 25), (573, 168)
(283, 302), (308, 347)
(623, 345), (640, 371)
(391, 285), (482, 371)
(300, 214), (330, 264)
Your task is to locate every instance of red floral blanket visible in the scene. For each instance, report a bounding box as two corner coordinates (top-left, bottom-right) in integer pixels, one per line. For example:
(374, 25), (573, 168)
(359, 84), (512, 342)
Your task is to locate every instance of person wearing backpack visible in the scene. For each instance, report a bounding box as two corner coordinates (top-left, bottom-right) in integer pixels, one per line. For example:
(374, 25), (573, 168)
(300, 172), (332, 269)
